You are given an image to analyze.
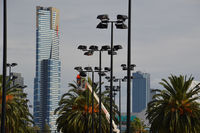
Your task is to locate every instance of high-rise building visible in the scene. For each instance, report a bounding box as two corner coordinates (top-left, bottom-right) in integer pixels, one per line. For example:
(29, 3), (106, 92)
(10, 72), (24, 87)
(34, 6), (61, 131)
(132, 71), (150, 113)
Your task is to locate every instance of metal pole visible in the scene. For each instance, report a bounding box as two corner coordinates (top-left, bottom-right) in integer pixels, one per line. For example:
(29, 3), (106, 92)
(114, 92), (116, 105)
(110, 22), (114, 133)
(1, 0), (7, 132)
(127, 0), (132, 132)
(9, 65), (11, 81)
(92, 71), (94, 133)
(99, 51), (102, 133)
(86, 74), (89, 133)
(119, 80), (122, 133)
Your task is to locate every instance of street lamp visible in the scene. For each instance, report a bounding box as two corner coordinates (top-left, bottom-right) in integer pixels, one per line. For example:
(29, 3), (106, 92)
(74, 66), (109, 133)
(78, 44), (110, 133)
(1, 0), (7, 132)
(74, 66), (89, 133)
(6, 63), (17, 85)
(127, 0), (132, 131)
(121, 64), (135, 132)
(113, 76), (133, 133)
(85, 66), (109, 133)
(97, 14), (127, 133)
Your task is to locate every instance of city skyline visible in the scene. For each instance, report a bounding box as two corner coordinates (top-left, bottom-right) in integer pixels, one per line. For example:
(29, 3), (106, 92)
(0, 0), (200, 112)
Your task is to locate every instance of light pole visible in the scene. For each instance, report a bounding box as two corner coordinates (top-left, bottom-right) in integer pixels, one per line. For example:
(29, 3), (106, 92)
(105, 85), (118, 105)
(121, 64), (135, 132)
(74, 66), (109, 133)
(96, 14), (127, 133)
(6, 63), (18, 86)
(78, 45), (110, 133)
(113, 76), (133, 133)
(127, 0), (132, 132)
(114, 78), (124, 133)
(1, 0), (7, 132)
(74, 67), (89, 133)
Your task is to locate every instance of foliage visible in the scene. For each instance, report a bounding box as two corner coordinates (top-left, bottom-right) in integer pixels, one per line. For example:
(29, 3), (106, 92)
(146, 75), (200, 133)
(44, 123), (51, 133)
(54, 77), (119, 133)
(130, 117), (148, 133)
(0, 75), (33, 133)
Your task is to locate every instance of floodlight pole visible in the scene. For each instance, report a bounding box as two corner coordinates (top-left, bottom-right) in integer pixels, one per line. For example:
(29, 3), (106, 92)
(127, 0), (132, 132)
(1, 0), (7, 133)
(99, 51), (102, 133)
(92, 71), (94, 133)
(86, 76), (89, 133)
(119, 79), (122, 133)
(110, 22), (114, 133)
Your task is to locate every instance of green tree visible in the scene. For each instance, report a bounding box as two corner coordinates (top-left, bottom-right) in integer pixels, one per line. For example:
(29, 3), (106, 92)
(130, 117), (147, 133)
(146, 75), (200, 133)
(0, 75), (33, 133)
(54, 77), (118, 133)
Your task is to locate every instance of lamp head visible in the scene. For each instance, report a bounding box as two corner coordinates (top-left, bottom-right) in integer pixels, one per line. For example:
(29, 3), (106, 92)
(89, 45), (98, 51)
(11, 75), (18, 80)
(122, 78), (126, 82)
(84, 67), (93, 72)
(121, 64), (126, 67)
(104, 67), (111, 72)
(130, 64), (136, 70)
(97, 14), (109, 21)
(94, 67), (101, 71)
(78, 45), (87, 51)
(84, 50), (94, 56)
(101, 45), (110, 51)
(74, 66), (82, 72)
(11, 63), (18, 67)
(105, 85), (110, 90)
(113, 79), (119, 82)
(115, 23), (128, 29)
(117, 15), (128, 22)
(108, 50), (117, 55)
(99, 72), (106, 76)
(6, 63), (10, 67)
(113, 45), (123, 51)
(96, 22), (108, 29)
(105, 76), (110, 80)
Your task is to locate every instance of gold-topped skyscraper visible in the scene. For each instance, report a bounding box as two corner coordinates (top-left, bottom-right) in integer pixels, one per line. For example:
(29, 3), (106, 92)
(34, 6), (61, 132)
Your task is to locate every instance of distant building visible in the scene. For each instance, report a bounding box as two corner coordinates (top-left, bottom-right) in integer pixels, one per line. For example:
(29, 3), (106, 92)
(132, 71), (151, 113)
(11, 72), (24, 87)
(34, 6), (61, 131)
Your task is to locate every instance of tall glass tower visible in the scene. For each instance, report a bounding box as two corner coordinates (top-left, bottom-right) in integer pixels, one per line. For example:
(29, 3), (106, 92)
(34, 6), (61, 131)
(132, 71), (150, 113)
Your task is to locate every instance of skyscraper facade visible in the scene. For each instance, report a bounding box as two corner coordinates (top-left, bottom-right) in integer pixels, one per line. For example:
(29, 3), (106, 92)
(34, 6), (61, 131)
(10, 72), (24, 87)
(132, 71), (150, 113)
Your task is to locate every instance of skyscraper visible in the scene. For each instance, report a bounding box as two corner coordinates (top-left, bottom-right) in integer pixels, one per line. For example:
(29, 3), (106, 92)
(132, 71), (150, 113)
(34, 6), (61, 131)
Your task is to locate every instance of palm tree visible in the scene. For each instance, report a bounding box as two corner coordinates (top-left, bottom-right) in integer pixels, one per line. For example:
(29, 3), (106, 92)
(0, 75), (33, 133)
(54, 77), (118, 133)
(130, 117), (147, 133)
(146, 75), (200, 133)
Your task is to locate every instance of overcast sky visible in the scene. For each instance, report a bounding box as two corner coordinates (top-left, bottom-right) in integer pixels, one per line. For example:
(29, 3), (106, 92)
(1, 0), (200, 112)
